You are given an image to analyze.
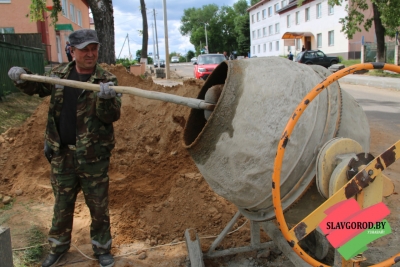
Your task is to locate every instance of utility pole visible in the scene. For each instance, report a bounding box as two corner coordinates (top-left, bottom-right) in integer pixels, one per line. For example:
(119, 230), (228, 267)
(117, 34), (129, 59)
(162, 0), (170, 79)
(153, 9), (160, 68)
(152, 23), (156, 66)
(127, 33), (131, 60)
(204, 23), (209, 54)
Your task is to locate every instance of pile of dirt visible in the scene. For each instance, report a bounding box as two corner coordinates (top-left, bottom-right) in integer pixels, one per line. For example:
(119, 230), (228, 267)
(0, 64), (262, 257)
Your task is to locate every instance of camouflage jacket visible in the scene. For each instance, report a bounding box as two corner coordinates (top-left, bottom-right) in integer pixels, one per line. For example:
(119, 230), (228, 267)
(17, 61), (121, 163)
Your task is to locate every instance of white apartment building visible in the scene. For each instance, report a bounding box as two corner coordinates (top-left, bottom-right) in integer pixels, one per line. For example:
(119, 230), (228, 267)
(248, 0), (376, 59)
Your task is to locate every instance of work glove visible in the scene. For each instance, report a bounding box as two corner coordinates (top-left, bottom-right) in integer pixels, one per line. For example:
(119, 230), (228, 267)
(49, 74), (64, 89)
(44, 142), (53, 163)
(98, 82), (119, 99)
(8, 66), (27, 84)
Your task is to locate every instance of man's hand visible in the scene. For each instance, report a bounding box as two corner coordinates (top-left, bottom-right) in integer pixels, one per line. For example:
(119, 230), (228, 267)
(8, 67), (27, 84)
(98, 82), (118, 99)
(49, 74), (64, 89)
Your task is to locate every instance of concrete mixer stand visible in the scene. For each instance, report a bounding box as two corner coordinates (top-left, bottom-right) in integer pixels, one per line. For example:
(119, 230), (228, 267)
(185, 211), (314, 267)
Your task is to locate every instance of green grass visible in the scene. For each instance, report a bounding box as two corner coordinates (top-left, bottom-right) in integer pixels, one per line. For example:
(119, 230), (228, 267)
(0, 92), (43, 134)
(366, 69), (400, 78)
(13, 225), (47, 267)
(339, 59), (400, 78)
(341, 59), (361, 67)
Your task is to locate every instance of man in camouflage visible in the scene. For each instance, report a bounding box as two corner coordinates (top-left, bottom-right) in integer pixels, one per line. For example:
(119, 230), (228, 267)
(8, 29), (120, 267)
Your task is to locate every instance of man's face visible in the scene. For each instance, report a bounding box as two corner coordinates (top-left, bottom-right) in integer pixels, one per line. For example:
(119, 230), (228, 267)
(71, 43), (99, 71)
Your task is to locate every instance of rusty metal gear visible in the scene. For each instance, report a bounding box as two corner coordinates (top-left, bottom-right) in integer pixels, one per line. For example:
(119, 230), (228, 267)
(346, 152), (375, 180)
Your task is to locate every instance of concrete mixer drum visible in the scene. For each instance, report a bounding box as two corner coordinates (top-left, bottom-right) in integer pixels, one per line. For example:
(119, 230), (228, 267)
(183, 56), (370, 221)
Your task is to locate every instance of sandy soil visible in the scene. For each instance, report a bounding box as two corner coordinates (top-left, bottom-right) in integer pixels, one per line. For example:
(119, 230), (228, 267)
(0, 65), (399, 267)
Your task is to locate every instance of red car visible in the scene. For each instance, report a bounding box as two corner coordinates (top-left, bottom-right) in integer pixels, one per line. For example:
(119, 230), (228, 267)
(193, 54), (226, 80)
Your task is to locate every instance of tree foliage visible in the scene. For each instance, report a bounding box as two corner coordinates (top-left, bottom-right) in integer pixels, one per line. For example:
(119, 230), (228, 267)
(374, 0), (400, 37)
(180, 0), (250, 57)
(29, 0), (116, 64)
(250, 0), (261, 6)
(28, 0), (62, 25)
(186, 50), (195, 60)
(233, 0), (250, 56)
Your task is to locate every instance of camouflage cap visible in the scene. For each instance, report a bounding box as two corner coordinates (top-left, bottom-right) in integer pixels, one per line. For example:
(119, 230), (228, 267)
(69, 29), (99, 49)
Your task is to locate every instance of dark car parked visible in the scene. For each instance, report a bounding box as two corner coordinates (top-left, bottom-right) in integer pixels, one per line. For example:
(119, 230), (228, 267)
(295, 50), (340, 67)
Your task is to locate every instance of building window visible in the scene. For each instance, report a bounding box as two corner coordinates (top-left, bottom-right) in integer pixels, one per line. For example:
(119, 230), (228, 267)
(317, 33), (322, 48)
(0, 0), (11, 3)
(263, 27), (267, 36)
(269, 25), (273, 35)
(296, 39), (301, 51)
(264, 43), (266, 52)
(276, 41), (279, 51)
(0, 27), (14, 33)
(70, 3), (75, 23)
(262, 9), (267, 19)
(269, 42), (272, 51)
(268, 6), (272, 17)
(253, 46), (255, 54)
(252, 14), (255, 23)
(287, 14), (291, 28)
(258, 45), (260, 53)
(328, 30), (334, 46)
(257, 29), (261, 38)
(305, 7), (310, 21)
(328, 5), (334, 15)
(62, 0), (68, 17)
(274, 3), (280, 13)
(296, 11), (300, 25)
(281, 0), (286, 8)
(316, 3), (322, 19)
(77, 10), (82, 26)
(252, 31), (255, 39)
(257, 12), (260, 21)
(275, 23), (280, 34)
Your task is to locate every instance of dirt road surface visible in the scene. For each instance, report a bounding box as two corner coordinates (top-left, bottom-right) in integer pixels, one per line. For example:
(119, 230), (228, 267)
(0, 65), (399, 267)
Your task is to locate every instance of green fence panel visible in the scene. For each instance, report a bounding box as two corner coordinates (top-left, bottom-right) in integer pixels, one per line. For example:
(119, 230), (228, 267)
(364, 42), (396, 63)
(0, 41), (45, 98)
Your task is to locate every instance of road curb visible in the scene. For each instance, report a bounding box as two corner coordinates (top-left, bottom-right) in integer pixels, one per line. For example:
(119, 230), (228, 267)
(339, 75), (400, 91)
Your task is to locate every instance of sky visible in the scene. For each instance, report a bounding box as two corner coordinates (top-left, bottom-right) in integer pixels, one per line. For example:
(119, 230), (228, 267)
(112, 0), (241, 61)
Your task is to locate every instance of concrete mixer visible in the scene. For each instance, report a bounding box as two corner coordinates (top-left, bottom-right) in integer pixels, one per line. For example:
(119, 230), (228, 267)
(183, 58), (400, 267)
(183, 56), (370, 221)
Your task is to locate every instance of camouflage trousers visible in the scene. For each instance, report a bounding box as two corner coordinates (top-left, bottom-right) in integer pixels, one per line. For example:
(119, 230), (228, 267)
(48, 146), (112, 255)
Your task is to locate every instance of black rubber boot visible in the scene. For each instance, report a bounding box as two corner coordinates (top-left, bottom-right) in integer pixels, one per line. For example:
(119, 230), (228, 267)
(41, 253), (65, 267)
(98, 253), (115, 267)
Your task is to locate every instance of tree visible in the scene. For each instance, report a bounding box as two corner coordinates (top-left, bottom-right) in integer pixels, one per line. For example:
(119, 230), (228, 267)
(375, 0), (400, 37)
(88, 0), (116, 64)
(250, 0), (261, 5)
(180, 4), (220, 53)
(233, 0), (250, 56)
(180, 3), (247, 55)
(29, 0), (116, 64)
(328, 0), (400, 62)
(140, 0), (149, 63)
(187, 50), (195, 60)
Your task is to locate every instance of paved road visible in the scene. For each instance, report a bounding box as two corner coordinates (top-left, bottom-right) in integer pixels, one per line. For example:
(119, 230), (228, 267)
(341, 83), (400, 133)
